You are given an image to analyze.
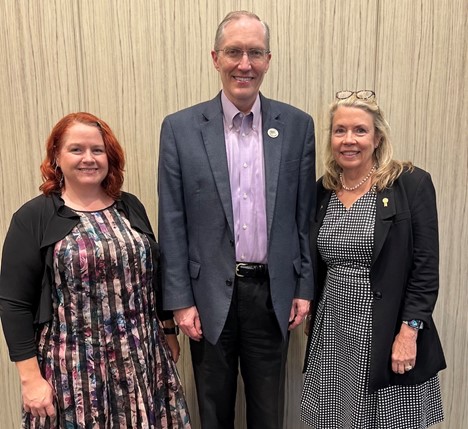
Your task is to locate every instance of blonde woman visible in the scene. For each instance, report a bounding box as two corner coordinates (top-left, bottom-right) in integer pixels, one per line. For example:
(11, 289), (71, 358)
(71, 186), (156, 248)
(301, 91), (445, 428)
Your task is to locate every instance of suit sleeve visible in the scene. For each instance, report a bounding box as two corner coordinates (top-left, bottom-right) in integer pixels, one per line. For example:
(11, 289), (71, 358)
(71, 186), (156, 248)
(158, 116), (195, 311)
(401, 171), (439, 326)
(294, 115), (316, 299)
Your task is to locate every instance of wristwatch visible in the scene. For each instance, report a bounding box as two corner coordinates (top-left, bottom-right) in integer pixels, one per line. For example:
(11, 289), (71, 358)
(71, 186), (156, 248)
(163, 326), (180, 335)
(402, 319), (424, 330)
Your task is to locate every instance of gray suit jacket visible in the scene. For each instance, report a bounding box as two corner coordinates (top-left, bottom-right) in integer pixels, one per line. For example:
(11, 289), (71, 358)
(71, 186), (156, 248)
(158, 92), (316, 344)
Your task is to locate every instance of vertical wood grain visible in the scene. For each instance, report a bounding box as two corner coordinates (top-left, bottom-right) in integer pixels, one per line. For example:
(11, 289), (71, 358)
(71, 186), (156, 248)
(0, 1), (466, 427)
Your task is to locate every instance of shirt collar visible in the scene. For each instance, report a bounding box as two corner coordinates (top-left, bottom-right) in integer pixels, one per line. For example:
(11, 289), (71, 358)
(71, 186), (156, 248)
(221, 91), (261, 131)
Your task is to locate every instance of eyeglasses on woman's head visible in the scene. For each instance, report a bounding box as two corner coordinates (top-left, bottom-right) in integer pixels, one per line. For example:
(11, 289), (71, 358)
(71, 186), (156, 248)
(336, 90), (376, 101)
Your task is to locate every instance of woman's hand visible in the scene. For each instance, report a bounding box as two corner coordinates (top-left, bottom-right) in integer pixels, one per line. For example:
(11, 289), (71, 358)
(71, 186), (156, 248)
(22, 376), (55, 417)
(391, 323), (418, 374)
(16, 358), (55, 418)
(162, 319), (181, 363)
(165, 334), (181, 363)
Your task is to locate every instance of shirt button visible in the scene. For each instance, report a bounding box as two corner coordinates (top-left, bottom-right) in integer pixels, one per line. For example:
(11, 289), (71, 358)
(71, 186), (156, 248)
(243, 163), (248, 168)
(243, 193), (247, 200)
(373, 291), (382, 300)
(226, 279), (233, 287)
(242, 224), (247, 230)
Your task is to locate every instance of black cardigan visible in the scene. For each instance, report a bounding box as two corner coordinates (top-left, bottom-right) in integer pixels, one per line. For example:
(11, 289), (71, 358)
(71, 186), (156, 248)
(304, 167), (446, 392)
(0, 192), (170, 361)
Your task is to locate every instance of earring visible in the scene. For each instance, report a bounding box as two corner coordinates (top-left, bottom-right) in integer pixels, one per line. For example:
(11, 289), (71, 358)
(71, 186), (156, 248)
(54, 164), (64, 188)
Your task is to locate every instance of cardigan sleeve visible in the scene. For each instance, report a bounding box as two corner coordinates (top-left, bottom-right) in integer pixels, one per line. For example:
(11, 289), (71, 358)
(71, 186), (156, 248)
(0, 210), (44, 361)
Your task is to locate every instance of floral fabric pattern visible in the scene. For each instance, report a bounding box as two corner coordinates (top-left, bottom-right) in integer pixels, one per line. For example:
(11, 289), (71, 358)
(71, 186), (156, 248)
(23, 206), (191, 429)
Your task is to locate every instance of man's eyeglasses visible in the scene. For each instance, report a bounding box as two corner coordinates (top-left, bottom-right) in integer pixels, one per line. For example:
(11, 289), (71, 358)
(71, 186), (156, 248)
(217, 47), (270, 63)
(336, 90), (376, 101)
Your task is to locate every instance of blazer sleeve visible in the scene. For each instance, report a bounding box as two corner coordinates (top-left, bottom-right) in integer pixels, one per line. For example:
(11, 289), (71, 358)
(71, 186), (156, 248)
(400, 170), (439, 325)
(0, 210), (44, 361)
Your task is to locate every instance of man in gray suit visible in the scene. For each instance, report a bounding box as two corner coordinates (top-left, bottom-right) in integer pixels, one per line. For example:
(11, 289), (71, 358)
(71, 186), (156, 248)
(158, 10), (315, 429)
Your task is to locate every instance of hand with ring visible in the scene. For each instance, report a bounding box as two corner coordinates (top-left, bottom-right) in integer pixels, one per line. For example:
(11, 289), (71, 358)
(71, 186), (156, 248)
(391, 324), (417, 374)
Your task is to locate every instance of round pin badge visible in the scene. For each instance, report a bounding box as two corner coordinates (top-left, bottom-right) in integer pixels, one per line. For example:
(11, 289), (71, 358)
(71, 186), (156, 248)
(267, 128), (279, 138)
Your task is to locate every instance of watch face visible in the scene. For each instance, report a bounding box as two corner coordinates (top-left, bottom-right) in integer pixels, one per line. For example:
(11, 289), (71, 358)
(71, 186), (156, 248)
(408, 319), (422, 329)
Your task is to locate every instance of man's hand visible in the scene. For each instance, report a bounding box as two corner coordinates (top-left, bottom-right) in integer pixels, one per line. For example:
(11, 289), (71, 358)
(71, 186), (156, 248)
(288, 298), (311, 330)
(174, 306), (203, 341)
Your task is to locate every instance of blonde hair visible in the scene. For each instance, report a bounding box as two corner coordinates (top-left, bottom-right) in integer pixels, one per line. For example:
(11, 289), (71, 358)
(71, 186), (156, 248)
(322, 93), (413, 192)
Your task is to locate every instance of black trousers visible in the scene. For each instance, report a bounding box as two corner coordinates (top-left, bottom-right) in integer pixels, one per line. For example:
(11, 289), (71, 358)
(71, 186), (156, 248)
(190, 276), (289, 429)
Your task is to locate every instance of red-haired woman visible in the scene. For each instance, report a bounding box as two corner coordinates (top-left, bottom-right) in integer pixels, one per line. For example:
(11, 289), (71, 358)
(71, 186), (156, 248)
(0, 113), (191, 428)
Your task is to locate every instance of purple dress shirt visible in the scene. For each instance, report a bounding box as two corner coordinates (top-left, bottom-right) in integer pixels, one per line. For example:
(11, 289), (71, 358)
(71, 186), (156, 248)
(221, 92), (268, 264)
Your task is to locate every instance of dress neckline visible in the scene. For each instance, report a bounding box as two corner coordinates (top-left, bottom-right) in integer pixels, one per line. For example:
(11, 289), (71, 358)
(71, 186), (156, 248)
(69, 202), (116, 214)
(334, 186), (376, 211)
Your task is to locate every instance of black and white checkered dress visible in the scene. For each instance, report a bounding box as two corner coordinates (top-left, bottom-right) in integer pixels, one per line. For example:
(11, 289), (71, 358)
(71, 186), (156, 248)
(301, 191), (443, 428)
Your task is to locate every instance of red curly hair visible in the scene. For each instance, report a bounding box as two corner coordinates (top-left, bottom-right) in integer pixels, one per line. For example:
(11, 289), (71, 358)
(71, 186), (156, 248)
(40, 112), (125, 199)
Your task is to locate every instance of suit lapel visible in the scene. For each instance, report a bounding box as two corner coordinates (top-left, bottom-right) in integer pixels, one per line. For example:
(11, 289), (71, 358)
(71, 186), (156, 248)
(372, 187), (396, 264)
(261, 95), (284, 238)
(200, 95), (235, 236)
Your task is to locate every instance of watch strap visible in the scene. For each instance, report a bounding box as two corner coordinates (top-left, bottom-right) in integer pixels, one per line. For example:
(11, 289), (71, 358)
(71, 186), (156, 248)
(402, 319), (424, 329)
(163, 326), (180, 335)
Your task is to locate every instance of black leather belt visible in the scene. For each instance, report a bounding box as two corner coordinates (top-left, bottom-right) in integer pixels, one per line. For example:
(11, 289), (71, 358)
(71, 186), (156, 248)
(235, 262), (268, 279)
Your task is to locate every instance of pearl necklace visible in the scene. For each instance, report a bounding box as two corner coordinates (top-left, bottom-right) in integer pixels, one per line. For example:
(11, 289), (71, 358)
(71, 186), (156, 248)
(340, 164), (377, 191)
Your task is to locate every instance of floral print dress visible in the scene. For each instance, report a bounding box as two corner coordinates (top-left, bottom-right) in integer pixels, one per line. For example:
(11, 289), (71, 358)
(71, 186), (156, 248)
(23, 205), (191, 429)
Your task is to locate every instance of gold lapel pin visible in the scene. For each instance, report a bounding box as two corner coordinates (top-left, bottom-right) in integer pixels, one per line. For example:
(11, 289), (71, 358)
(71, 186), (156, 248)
(382, 197), (389, 207)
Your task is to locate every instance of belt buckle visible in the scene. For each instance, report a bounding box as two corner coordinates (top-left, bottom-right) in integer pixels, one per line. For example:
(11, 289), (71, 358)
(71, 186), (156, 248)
(235, 262), (247, 277)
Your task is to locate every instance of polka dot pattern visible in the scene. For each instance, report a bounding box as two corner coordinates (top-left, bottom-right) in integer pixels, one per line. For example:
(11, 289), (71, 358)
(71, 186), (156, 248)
(301, 191), (443, 428)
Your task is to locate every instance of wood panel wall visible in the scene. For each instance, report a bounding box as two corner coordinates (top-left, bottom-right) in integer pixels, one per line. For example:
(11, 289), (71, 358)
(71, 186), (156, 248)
(0, 1), (466, 427)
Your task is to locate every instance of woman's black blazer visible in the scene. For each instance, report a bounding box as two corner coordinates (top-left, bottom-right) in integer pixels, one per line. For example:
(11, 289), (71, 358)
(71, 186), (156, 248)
(304, 166), (446, 393)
